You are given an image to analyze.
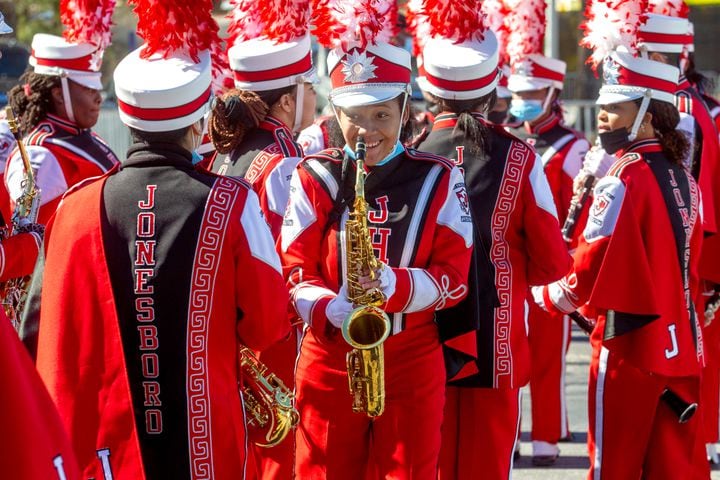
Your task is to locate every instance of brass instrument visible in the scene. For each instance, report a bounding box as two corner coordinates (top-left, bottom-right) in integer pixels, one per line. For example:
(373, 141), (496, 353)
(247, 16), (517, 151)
(239, 346), (299, 447)
(342, 136), (391, 417)
(1, 106), (42, 329)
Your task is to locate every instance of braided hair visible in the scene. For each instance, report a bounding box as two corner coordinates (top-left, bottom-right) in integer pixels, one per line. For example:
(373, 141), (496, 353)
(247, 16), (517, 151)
(7, 68), (61, 135)
(208, 86), (296, 154)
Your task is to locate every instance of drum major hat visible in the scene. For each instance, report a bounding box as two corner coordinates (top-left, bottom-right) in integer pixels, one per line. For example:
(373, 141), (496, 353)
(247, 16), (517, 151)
(508, 53), (566, 92)
(637, 14), (691, 54)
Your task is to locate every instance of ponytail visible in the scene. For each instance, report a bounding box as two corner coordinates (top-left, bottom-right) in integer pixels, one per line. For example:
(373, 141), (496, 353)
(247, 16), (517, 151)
(647, 99), (689, 166)
(432, 90), (497, 156)
(208, 85), (296, 154)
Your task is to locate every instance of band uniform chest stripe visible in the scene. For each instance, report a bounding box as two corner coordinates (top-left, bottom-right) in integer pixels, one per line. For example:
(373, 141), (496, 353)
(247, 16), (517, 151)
(391, 164), (443, 334)
(492, 141), (529, 387)
(45, 137), (115, 172)
(305, 159), (340, 200)
(540, 133), (576, 166)
(186, 176), (239, 478)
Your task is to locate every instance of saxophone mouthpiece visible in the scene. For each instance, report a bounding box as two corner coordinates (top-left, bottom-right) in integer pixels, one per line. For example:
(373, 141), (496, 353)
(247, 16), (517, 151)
(355, 136), (366, 161)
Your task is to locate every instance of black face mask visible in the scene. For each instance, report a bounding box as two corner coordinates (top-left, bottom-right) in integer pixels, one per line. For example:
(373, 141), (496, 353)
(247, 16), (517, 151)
(598, 127), (632, 155)
(487, 110), (508, 125)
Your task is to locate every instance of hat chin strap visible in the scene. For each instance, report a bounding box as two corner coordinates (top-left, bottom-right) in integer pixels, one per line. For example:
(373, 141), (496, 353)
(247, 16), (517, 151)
(292, 83), (304, 133)
(396, 93), (409, 143)
(628, 91), (652, 142)
(542, 87), (556, 113)
(60, 76), (75, 124)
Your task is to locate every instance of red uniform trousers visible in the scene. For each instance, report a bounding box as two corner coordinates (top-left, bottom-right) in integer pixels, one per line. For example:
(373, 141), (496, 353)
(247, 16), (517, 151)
(438, 387), (521, 480)
(527, 301), (571, 443)
(588, 340), (703, 480)
(294, 325), (445, 480)
(248, 327), (300, 480)
(701, 308), (720, 444)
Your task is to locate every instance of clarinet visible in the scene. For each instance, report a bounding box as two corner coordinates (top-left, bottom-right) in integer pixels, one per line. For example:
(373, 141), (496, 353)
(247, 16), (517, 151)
(1, 106), (43, 329)
(562, 174), (595, 243)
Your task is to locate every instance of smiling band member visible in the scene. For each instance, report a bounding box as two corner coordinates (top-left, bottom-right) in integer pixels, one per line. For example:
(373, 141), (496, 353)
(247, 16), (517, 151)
(533, 48), (705, 479)
(279, 1), (473, 477)
(3, 33), (118, 225)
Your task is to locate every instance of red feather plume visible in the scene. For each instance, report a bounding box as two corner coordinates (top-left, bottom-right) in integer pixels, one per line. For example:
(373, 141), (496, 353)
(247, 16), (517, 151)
(505, 0), (546, 66)
(60, 0), (116, 49)
(648, 0), (690, 17)
(481, 0), (511, 66)
(311, 0), (398, 51)
(423, 0), (486, 43)
(258, 0), (311, 42)
(226, 0), (266, 48)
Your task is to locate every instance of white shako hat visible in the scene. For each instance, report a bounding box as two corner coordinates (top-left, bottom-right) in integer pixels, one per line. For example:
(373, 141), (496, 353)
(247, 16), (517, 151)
(313, 0), (410, 108)
(0, 11), (12, 34)
(114, 48), (212, 132)
(408, 0), (500, 101)
(226, 0), (314, 92)
(597, 47), (679, 106)
(29, 33), (104, 90)
(113, 0), (222, 132)
(637, 13), (691, 54)
(228, 34), (315, 91)
(687, 21), (694, 53)
(508, 54), (566, 92)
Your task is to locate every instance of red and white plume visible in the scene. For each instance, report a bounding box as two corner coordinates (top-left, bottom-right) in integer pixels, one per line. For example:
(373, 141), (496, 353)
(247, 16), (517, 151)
(580, 0), (649, 71)
(405, 0), (432, 56)
(481, 0), (511, 66)
(226, 0), (266, 48)
(648, 0), (690, 17)
(60, 0), (116, 50)
(311, 0), (398, 51)
(127, 0), (231, 94)
(407, 0), (488, 55)
(258, 0), (311, 43)
(505, 0), (546, 66)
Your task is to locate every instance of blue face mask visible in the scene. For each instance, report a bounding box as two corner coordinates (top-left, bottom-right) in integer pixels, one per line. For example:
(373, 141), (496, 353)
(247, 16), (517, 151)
(191, 150), (203, 165)
(509, 99), (545, 123)
(343, 140), (404, 166)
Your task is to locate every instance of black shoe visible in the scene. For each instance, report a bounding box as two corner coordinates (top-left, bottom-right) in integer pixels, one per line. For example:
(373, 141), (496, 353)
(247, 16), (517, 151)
(558, 432), (575, 443)
(513, 448), (521, 462)
(531, 454), (559, 467)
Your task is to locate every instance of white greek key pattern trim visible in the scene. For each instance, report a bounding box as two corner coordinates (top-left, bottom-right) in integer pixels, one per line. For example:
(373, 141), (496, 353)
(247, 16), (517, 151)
(186, 177), (238, 479)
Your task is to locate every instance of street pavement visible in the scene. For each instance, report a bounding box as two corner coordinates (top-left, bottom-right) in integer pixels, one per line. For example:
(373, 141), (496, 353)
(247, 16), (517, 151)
(512, 326), (720, 479)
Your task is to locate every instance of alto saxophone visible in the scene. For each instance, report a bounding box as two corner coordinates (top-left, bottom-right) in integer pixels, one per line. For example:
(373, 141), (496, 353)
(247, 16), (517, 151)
(239, 346), (299, 447)
(1, 106), (42, 329)
(342, 136), (391, 417)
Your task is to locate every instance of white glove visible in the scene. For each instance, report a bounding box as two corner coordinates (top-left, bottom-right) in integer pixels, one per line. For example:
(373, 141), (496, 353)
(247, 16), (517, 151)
(325, 284), (354, 329)
(531, 286), (547, 311)
(582, 147), (615, 178)
(378, 263), (397, 302)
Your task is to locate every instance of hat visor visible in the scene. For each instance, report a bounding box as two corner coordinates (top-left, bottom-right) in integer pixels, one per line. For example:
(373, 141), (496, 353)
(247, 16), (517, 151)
(596, 90), (645, 105)
(329, 84), (407, 108)
(496, 85), (512, 98)
(0, 22), (13, 34)
(507, 75), (553, 92)
(68, 72), (103, 90)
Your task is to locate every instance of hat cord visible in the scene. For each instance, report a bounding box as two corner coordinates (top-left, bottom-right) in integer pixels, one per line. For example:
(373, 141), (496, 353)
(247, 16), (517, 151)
(60, 77), (75, 124)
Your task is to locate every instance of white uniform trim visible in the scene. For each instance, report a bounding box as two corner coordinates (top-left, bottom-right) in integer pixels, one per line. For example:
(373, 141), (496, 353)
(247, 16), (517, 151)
(6, 146), (67, 207)
(540, 133), (575, 167)
(292, 285), (335, 326)
(240, 190), (282, 274)
(45, 137), (113, 172)
(265, 156), (302, 217)
(404, 268), (440, 313)
(562, 138), (590, 179)
(436, 166), (473, 248)
(594, 346), (610, 480)
(529, 153), (559, 219)
(305, 158), (339, 200)
(584, 176), (626, 244)
(281, 170), (317, 253)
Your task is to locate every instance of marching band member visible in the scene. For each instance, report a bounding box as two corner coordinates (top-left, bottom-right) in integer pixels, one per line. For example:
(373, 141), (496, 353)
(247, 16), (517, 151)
(206, 2), (316, 478)
(3, 27), (119, 224)
(409, 1), (572, 477)
(534, 45), (703, 479)
(280, 0), (473, 477)
(20, 1), (289, 477)
(505, 3), (591, 460)
(0, 12), (81, 479)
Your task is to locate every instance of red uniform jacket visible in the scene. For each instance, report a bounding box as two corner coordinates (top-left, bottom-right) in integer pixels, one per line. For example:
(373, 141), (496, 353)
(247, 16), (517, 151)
(210, 116), (303, 239)
(0, 313), (81, 480)
(0, 230), (42, 280)
(418, 113), (572, 388)
(281, 146), (472, 360)
(541, 139), (703, 377)
(24, 143), (289, 479)
(2, 114), (118, 224)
